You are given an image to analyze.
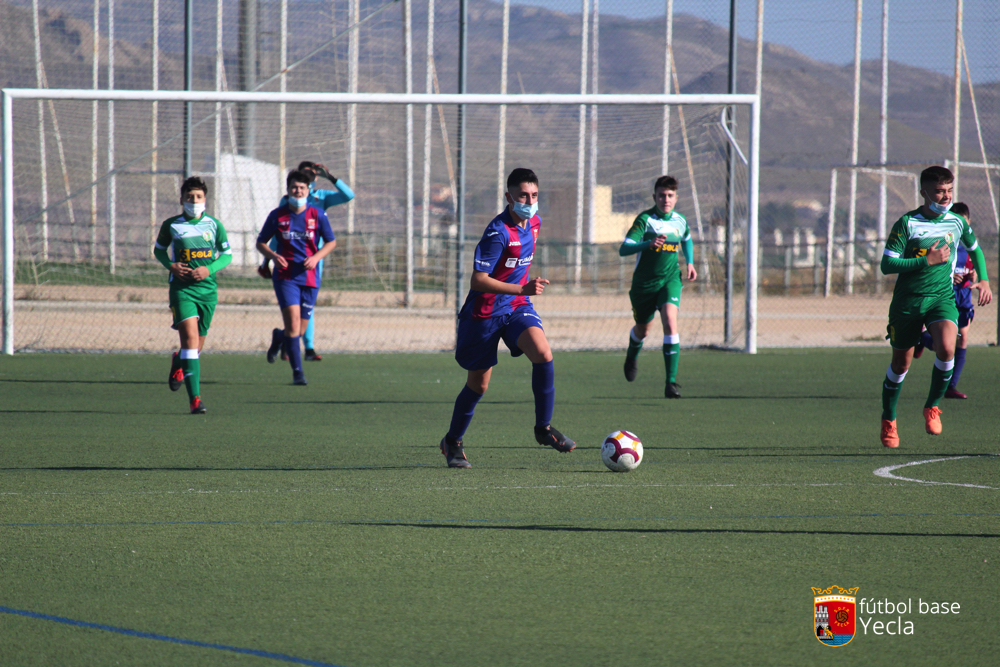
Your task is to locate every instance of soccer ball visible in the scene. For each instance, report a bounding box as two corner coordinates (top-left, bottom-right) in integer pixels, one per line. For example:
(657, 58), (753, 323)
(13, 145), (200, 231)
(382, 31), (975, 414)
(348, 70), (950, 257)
(601, 430), (643, 472)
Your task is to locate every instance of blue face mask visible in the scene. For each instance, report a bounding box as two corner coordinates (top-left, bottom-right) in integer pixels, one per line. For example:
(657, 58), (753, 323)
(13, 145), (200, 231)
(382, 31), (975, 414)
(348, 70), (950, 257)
(928, 200), (952, 216)
(511, 200), (538, 220)
(289, 196), (308, 209)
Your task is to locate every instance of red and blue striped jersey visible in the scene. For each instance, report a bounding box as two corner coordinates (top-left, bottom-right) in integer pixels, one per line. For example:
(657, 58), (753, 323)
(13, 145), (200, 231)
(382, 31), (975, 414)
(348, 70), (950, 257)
(257, 205), (335, 287)
(461, 208), (540, 319)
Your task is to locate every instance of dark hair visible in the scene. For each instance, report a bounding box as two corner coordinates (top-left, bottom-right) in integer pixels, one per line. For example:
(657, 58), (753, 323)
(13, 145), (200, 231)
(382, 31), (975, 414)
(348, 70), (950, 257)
(297, 161), (317, 172)
(920, 165), (954, 190)
(506, 167), (538, 190)
(654, 175), (678, 192)
(950, 201), (970, 220)
(180, 176), (208, 198)
(287, 170), (311, 189)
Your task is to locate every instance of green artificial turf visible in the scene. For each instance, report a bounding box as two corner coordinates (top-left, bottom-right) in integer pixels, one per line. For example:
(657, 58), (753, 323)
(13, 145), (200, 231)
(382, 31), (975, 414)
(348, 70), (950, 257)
(1, 348), (998, 666)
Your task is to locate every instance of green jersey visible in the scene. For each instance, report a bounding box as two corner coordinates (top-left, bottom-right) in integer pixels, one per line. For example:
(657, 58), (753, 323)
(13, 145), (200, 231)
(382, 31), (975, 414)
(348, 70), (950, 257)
(623, 206), (691, 292)
(883, 208), (978, 302)
(154, 213), (231, 300)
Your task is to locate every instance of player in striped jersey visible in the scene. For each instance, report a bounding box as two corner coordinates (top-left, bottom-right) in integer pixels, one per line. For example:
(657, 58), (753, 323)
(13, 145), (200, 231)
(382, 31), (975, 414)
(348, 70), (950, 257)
(879, 167), (992, 448)
(154, 177), (233, 414)
(439, 168), (576, 468)
(256, 170), (337, 386)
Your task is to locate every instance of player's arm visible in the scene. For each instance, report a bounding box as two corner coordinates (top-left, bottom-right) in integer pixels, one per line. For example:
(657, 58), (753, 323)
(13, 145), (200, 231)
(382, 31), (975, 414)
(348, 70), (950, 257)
(256, 213), (288, 269)
(960, 221), (992, 306)
(681, 227), (696, 281)
(303, 211), (337, 270)
(191, 220), (233, 281)
(619, 215), (658, 256)
(470, 271), (549, 296)
(153, 220), (193, 280)
(313, 165), (355, 208)
(968, 245), (992, 306)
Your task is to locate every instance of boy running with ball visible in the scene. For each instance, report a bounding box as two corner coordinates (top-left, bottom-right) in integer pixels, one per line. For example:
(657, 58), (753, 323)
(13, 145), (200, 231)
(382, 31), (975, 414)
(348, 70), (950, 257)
(879, 166), (992, 448)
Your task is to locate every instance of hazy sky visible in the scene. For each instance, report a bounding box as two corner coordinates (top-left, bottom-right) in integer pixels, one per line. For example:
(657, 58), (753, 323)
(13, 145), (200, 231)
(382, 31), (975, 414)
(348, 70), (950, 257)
(513, 0), (998, 84)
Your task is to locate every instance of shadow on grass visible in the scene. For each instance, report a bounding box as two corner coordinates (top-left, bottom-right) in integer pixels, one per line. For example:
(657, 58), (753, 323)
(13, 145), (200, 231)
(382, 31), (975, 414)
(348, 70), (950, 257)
(350, 521), (1000, 539)
(0, 464), (435, 472)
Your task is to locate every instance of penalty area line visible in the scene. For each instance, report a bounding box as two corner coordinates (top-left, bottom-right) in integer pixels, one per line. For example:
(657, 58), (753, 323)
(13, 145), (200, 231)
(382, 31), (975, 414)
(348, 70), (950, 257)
(0, 605), (345, 667)
(873, 454), (1000, 490)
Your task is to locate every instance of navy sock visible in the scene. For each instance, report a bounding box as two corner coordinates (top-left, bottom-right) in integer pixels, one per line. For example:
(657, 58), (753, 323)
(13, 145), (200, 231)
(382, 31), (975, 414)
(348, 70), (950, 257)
(920, 330), (934, 350)
(447, 385), (483, 441)
(950, 347), (967, 388)
(532, 360), (555, 428)
(285, 335), (303, 373)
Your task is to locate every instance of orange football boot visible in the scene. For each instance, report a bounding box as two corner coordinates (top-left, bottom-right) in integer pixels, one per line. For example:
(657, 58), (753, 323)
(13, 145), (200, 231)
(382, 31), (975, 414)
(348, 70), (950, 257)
(880, 419), (899, 448)
(923, 406), (943, 435)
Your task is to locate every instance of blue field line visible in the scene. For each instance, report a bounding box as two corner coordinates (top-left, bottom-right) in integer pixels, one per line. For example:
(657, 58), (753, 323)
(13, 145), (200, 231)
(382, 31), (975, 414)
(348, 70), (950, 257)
(0, 605), (345, 666)
(3, 511), (1000, 530)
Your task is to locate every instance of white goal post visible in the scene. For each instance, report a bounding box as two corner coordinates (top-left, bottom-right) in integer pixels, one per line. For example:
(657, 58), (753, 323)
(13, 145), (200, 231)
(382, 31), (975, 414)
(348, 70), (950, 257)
(2, 89), (760, 355)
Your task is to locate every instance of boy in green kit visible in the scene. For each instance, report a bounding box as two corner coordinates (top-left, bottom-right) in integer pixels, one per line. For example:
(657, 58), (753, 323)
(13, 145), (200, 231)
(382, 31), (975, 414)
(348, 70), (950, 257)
(878, 166), (992, 447)
(154, 177), (233, 414)
(620, 175), (698, 398)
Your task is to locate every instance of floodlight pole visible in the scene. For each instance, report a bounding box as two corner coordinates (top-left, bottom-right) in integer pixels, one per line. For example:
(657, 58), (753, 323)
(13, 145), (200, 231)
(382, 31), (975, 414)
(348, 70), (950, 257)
(184, 0), (193, 177)
(455, 0), (468, 326)
(724, 0), (738, 345)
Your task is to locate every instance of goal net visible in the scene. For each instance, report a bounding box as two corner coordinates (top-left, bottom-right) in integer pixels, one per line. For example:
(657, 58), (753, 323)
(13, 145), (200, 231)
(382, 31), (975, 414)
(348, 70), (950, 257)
(2, 90), (758, 354)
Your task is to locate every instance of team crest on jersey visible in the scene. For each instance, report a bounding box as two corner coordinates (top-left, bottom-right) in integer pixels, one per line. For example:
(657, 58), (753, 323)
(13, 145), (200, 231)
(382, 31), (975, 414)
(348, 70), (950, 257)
(812, 586), (859, 647)
(202, 231), (212, 243)
(945, 231), (955, 245)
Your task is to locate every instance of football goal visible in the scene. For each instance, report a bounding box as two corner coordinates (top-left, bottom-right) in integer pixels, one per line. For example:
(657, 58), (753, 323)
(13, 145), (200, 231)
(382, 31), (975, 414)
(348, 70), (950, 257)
(2, 89), (760, 355)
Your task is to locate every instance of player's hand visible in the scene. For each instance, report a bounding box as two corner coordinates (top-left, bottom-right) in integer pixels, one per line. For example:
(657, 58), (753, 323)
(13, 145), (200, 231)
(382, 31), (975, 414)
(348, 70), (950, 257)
(257, 262), (272, 279)
(521, 277), (550, 296)
(975, 280), (993, 307)
(315, 163), (335, 182)
(686, 264), (697, 281)
(925, 241), (950, 266)
(273, 255), (289, 269)
(170, 262), (192, 280)
(651, 235), (668, 250)
(190, 266), (210, 281)
(303, 256), (321, 270)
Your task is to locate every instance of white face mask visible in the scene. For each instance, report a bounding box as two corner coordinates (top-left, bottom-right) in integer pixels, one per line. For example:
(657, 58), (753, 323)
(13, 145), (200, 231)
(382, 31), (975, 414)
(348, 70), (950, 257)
(928, 200), (952, 216)
(183, 201), (205, 218)
(288, 196), (308, 209)
(510, 200), (538, 220)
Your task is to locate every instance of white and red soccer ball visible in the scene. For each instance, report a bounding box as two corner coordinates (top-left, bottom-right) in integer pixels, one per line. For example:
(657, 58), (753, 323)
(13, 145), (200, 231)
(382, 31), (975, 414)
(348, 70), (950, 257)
(601, 430), (643, 472)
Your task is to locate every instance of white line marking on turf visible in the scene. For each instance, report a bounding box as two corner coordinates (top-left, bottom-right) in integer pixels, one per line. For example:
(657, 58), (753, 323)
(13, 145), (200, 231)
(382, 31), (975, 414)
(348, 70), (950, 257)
(873, 455), (1000, 490)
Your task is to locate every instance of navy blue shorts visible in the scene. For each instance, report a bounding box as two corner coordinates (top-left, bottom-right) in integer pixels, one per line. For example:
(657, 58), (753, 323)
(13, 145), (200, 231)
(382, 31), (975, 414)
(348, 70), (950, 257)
(273, 280), (318, 320)
(958, 306), (974, 328)
(455, 306), (544, 371)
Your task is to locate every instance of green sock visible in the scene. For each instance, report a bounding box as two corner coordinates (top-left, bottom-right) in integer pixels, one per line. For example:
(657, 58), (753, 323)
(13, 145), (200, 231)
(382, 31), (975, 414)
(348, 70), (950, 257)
(626, 329), (643, 361)
(181, 353), (201, 400)
(663, 336), (680, 383)
(881, 366), (906, 420)
(925, 360), (954, 409)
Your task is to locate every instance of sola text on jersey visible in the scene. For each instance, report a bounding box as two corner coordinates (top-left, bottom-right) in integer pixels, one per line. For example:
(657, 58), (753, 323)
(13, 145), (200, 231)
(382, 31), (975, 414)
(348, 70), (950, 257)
(857, 597), (961, 636)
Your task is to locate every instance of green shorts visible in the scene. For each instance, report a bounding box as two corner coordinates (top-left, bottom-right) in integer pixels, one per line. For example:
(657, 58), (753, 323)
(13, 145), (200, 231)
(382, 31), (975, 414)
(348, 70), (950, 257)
(170, 291), (217, 337)
(629, 279), (683, 324)
(886, 295), (958, 350)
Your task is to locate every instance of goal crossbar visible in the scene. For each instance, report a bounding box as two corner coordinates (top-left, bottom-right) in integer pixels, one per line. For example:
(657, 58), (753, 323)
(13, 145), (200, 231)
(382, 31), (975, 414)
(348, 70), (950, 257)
(2, 89), (760, 355)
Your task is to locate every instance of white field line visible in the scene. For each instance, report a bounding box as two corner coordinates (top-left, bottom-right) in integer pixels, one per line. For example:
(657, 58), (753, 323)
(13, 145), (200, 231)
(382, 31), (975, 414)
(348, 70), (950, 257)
(873, 455), (1000, 490)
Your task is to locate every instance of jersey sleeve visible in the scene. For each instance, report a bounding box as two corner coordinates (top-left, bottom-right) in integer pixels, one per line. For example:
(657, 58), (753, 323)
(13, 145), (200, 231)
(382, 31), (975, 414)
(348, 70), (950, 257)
(257, 210), (279, 245)
(619, 214), (649, 256)
(317, 180), (355, 208)
(154, 218), (173, 253)
(317, 209), (335, 243)
(959, 216), (979, 252)
(882, 216), (908, 259)
(214, 219), (232, 257)
(473, 225), (507, 274)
